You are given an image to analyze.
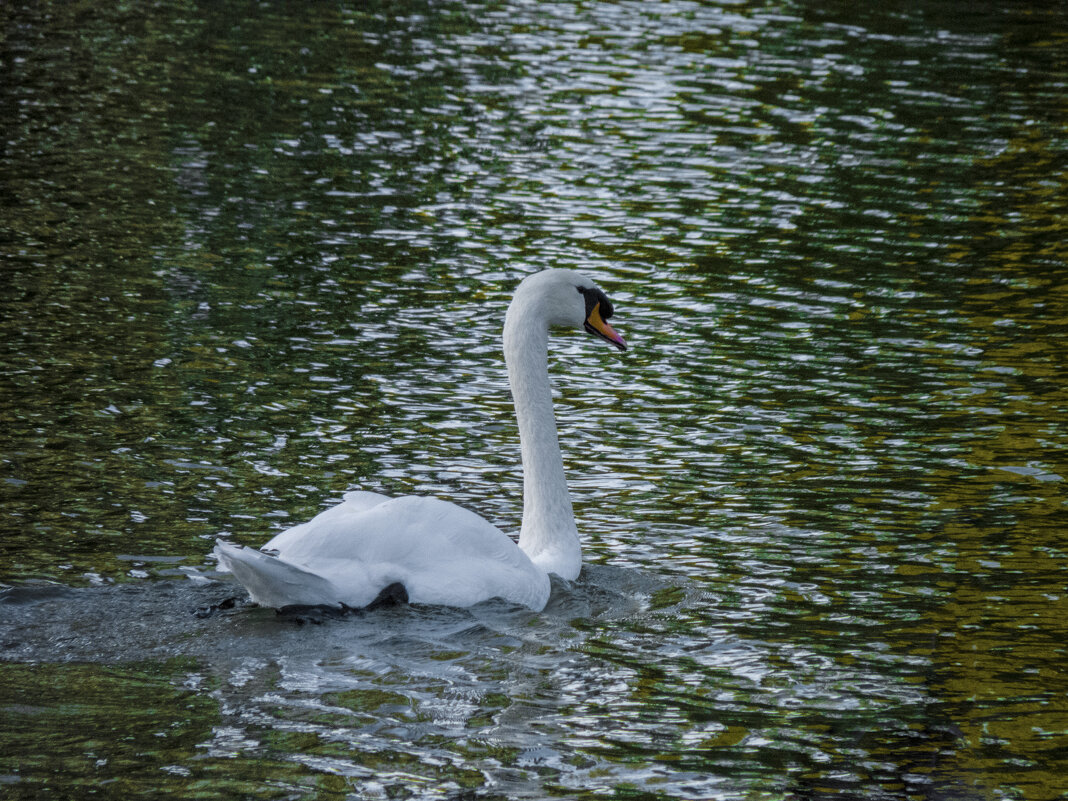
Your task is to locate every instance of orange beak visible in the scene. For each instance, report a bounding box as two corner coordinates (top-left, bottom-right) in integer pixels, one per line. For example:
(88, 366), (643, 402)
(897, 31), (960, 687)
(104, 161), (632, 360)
(584, 302), (626, 351)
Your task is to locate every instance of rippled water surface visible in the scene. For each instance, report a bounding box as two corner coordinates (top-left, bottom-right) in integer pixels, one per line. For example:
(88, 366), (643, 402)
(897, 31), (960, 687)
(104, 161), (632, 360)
(3, 1), (1067, 799)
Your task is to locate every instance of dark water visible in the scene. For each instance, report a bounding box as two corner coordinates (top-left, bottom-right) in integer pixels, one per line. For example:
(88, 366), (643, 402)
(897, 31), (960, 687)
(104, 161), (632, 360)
(2, 1), (1067, 798)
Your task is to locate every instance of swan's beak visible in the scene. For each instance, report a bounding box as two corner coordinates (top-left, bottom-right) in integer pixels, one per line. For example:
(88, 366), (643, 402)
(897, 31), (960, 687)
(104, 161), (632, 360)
(584, 302), (627, 351)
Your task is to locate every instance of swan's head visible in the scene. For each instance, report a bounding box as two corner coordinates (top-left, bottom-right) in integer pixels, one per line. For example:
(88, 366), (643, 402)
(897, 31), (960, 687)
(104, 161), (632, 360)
(513, 269), (627, 351)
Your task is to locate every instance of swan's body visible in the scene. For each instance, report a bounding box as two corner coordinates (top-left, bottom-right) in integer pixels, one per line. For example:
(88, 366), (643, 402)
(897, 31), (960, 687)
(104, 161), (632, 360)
(213, 269), (625, 612)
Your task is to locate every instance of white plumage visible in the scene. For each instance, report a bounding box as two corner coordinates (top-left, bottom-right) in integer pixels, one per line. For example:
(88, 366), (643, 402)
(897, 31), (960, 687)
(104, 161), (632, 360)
(213, 269), (626, 612)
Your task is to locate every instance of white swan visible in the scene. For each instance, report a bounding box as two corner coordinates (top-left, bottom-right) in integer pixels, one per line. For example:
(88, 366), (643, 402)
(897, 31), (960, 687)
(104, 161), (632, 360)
(213, 268), (626, 612)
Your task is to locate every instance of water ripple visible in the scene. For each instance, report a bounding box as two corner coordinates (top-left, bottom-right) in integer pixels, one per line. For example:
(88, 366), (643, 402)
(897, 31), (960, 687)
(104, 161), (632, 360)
(3, 0), (1068, 798)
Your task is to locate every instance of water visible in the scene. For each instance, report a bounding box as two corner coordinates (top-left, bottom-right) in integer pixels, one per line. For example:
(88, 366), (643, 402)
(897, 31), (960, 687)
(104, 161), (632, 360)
(2, 1), (1067, 798)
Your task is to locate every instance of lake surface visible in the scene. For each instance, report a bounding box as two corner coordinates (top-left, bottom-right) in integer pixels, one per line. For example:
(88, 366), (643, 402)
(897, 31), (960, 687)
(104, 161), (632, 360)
(2, 1), (1067, 798)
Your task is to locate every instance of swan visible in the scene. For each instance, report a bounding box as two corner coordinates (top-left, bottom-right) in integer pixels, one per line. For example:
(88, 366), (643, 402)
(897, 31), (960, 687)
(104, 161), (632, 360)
(213, 268), (626, 612)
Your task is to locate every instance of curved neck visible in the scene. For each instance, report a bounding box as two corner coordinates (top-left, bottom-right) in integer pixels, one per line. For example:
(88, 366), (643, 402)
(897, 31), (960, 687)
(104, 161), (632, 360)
(503, 296), (581, 581)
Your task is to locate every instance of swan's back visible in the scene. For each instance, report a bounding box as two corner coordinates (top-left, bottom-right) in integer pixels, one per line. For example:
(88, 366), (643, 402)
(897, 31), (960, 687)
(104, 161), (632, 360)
(215, 492), (551, 611)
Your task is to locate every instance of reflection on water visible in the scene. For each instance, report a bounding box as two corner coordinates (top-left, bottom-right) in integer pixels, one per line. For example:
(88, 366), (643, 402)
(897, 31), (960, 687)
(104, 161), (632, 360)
(2, 0), (1067, 798)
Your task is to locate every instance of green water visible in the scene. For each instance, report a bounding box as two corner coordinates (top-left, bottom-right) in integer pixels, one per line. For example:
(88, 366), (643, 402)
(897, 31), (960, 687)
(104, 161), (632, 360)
(2, 1), (1067, 798)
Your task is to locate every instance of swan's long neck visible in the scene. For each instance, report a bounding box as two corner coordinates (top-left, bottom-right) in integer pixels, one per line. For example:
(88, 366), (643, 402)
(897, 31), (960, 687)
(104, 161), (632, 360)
(503, 293), (581, 581)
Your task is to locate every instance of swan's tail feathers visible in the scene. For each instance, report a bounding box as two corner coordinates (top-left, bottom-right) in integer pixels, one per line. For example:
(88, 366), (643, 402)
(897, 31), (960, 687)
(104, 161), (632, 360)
(213, 539), (342, 609)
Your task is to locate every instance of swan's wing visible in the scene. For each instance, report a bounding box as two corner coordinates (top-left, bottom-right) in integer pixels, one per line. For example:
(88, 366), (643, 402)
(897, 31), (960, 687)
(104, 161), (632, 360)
(338, 496), (551, 609)
(263, 494), (550, 610)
